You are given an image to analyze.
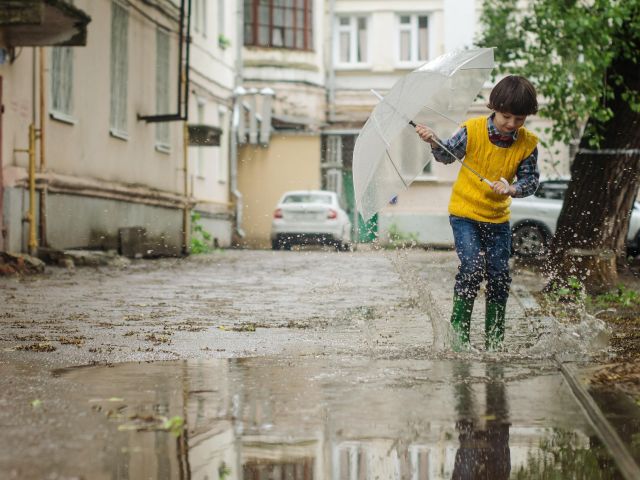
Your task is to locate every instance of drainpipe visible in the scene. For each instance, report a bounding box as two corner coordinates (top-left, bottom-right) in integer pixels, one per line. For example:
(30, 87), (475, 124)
(230, 86), (246, 240)
(38, 47), (47, 248)
(182, 120), (190, 255)
(230, 1), (245, 240)
(327, 0), (336, 123)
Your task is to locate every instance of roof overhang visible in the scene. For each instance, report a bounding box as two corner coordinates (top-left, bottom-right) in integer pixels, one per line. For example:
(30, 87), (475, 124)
(188, 124), (223, 147)
(0, 0), (91, 48)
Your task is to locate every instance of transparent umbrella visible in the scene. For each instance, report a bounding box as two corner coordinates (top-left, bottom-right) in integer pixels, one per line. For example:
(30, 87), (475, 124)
(353, 48), (495, 221)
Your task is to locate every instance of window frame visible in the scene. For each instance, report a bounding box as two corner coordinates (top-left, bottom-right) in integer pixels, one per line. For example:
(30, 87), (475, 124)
(109, 0), (129, 140)
(50, 46), (75, 123)
(155, 27), (171, 153)
(334, 14), (369, 68)
(243, 0), (313, 51)
(395, 13), (432, 67)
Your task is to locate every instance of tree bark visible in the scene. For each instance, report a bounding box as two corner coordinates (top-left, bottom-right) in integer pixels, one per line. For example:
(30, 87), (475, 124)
(546, 55), (640, 294)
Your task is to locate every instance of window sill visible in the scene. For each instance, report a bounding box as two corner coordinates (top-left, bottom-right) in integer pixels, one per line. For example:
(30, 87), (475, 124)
(155, 143), (171, 154)
(395, 61), (429, 70)
(334, 63), (372, 71)
(50, 111), (77, 125)
(109, 128), (129, 141)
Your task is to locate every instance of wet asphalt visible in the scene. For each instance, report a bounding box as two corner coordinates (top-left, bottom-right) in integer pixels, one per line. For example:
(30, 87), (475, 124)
(0, 248), (632, 479)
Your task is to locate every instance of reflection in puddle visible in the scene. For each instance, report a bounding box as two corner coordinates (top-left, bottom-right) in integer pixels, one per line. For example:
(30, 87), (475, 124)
(58, 358), (621, 479)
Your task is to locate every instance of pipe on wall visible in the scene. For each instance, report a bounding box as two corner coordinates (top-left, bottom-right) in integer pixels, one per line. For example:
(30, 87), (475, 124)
(38, 46), (47, 248)
(230, 0), (245, 240)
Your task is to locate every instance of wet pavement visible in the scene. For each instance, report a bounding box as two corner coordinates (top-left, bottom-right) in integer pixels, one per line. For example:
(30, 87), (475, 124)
(0, 248), (636, 478)
(1, 357), (624, 479)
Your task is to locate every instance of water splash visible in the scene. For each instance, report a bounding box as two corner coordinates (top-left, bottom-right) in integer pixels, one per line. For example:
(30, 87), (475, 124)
(526, 312), (611, 362)
(389, 249), (454, 352)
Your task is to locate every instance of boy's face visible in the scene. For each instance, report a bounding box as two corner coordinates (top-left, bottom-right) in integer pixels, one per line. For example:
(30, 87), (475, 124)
(493, 111), (527, 134)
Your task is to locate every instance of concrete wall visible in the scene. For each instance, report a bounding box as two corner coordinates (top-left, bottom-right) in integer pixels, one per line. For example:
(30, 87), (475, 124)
(3, 186), (183, 254)
(238, 134), (322, 248)
(187, 0), (236, 245)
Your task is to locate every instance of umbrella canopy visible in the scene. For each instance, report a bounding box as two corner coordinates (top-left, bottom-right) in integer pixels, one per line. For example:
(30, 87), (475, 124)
(353, 48), (495, 221)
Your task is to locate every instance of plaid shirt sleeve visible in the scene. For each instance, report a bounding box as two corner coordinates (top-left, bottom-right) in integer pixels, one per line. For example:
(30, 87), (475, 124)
(512, 147), (540, 198)
(432, 127), (467, 164)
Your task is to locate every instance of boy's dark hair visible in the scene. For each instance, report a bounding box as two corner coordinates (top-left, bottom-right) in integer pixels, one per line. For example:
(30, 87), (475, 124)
(487, 75), (538, 116)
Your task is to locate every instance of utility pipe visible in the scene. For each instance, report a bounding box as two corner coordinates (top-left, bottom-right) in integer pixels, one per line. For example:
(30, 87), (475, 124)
(230, 1), (245, 240)
(38, 47), (47, 247)
(230, 89), (245, 240)
(28, 124), (37, 255)
(13, 125), (37, 255)
(182, 120), (190, 255)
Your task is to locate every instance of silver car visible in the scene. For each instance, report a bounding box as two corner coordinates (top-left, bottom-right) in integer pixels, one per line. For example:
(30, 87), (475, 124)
(271, 190), (352, 251)
(510, 179), (640, 257)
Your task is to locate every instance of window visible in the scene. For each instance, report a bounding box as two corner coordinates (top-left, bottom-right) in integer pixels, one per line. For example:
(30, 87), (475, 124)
(398, 14), (430, 64)
(194, 0), (208, 36)
(50, 47), (73, 118)
(335, 442), (368, 480)
(335, 16), (368, 65)
(155, 28), (170, 150)
(244, 0), (313, 50)
(217, 0), (225, 39)
(110, 1), (129, 137)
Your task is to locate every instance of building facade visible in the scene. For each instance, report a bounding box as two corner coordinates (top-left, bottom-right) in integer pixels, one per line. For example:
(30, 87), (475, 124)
(0, 0), (235, 256)
(326, 0), (571, 247)
(236, 0), (328, 248)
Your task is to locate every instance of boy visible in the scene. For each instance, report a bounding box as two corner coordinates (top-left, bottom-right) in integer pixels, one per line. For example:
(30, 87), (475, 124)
(415, 75), (539, 350)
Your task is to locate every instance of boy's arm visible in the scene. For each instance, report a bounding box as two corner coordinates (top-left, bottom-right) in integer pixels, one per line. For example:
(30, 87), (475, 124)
(416, 126), (467, 164)
(511, 147), (540, 198)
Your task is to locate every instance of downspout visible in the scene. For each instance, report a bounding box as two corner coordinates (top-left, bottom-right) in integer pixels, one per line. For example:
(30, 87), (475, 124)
(28, 49), (37, 255)
(327, 0), (336, 123)
(230, 1), (245, 240)
(182, 0), (192, 255)
(38, 47), (47, 248)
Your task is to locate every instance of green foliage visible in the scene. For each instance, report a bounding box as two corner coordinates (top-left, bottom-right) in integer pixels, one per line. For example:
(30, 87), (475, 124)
(386, 223), (419, 249)
(218, 462), (231, 479)
(590, 284), (640, 307)
(218, 34), (231, 49)
(190, 212), (214, 254)
(477, 0), (640, 147)
(545, 276), (586, 303)
(162, 416), (184, 437)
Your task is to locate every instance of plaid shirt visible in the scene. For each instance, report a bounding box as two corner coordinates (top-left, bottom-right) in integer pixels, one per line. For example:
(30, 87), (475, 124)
(432, 115), (539, 198)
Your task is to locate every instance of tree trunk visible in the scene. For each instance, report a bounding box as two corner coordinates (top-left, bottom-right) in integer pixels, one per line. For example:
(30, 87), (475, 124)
(546, 55), (640, 294)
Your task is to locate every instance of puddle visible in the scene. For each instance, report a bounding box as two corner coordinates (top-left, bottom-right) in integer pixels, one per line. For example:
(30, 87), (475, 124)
(49, 357), (623, 479)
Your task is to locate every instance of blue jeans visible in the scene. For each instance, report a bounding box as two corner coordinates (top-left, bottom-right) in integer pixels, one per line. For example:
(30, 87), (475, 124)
(449, 215), (512, 303)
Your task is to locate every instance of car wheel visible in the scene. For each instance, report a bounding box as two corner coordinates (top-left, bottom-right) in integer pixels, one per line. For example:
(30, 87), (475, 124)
(512, 224), (549, 257)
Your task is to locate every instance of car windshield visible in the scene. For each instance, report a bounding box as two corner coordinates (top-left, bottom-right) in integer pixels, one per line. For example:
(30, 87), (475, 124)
(282, 194), (332, 205)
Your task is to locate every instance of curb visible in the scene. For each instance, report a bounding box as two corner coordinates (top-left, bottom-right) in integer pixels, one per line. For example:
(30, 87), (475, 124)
(511, 281), (640, 480)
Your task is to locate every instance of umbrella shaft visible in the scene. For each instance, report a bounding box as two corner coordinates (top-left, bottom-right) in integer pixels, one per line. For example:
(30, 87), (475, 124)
(432, 138), (492, 186)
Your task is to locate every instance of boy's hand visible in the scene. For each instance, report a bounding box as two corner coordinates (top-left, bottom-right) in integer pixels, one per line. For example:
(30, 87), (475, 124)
(491, 177), (516, 196)
(415, 124), (440, 147)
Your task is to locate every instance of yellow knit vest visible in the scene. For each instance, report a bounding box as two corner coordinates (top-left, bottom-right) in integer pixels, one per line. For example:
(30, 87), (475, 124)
(448, 116), (538, 223)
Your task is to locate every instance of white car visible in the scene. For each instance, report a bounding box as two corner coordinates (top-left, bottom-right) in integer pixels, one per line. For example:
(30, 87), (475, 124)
(510, 179), (640, 257)
(271, 190), (352, 251)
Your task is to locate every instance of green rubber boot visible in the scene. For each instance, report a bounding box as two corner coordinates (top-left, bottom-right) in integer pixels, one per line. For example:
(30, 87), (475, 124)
(451, 296), (474, 350)
(485, 300), (507, 351)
